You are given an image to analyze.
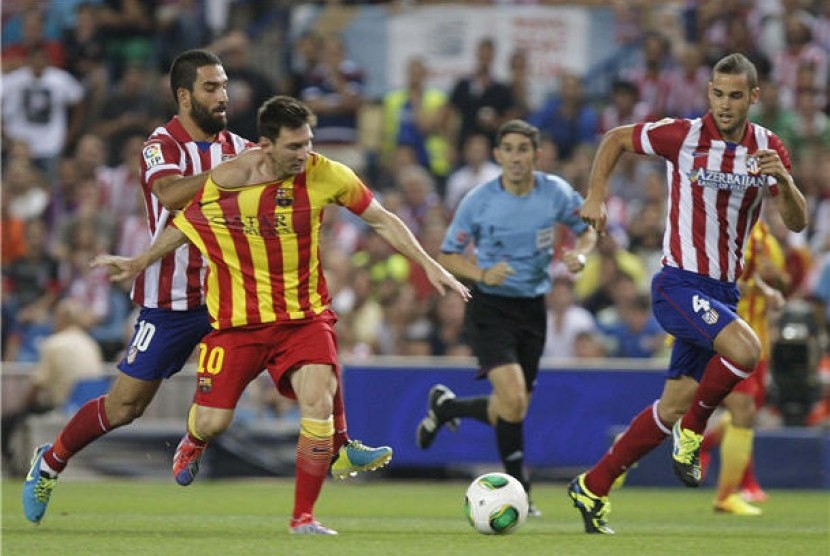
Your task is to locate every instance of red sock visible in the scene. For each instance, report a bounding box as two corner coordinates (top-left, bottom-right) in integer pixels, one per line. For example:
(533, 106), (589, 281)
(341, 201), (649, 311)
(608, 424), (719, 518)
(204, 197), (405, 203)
(44, 395), (112, 473)
(683, 356), (752, 433)
(585, 402), (670, 496)
(293, 418), (333, 519)
(332, 380), (349, 452)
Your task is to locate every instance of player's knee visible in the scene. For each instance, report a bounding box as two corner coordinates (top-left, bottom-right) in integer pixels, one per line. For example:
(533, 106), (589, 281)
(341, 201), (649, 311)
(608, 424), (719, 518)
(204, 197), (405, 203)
(720, 325), (762, 370)
(104, 398), (147, 427)
(195, 412), (232, 438)
(731, 339), (760, 370)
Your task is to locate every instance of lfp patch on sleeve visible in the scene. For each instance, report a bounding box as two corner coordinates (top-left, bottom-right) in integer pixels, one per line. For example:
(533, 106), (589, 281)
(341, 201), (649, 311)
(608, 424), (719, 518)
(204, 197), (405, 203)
(143, 143), (164, 168)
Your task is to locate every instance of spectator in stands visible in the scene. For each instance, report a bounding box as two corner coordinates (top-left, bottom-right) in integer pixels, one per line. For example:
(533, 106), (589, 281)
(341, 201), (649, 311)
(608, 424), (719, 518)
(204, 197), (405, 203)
(2, 218), (62, 362)
(663, 43), (709, 120)
(750, 78), (799, 150)
(621, 31), (672, 118)
(377, 282), (429, 356)
(626, 196), (665, 279)
(351, 229), (411, 304)
(61, 2), (108, 131)
(790, 81), (830, 157)
(1, 298), (104, 472)
(574, 231), (647, 309)
(299, 35), (366, 171)
(529, 71), (599, 161)
(285, 30), (324, 98)
(444, 133), (501, 213)
(599, 79), (654, 135)
(62, 2), (106, 83)
(573, 330), (607, 358)
(98, 134), (144, 226)
(593, 270), (640, 329)
(1, 195), (27, 270)
(382, 56), (452, 181)
(536, 134), (559, 175)
(97, 0), (156, 82)
(425, 292), (471, 357)
(336, 266), (384, 355)
(543, 276), (597, 359)
(71, 132), (107, 182)
(508, 48), (531, 120)
(3, 154), (49, 222)
(448, 37), (517, 152)
(395, 164), (442, 239)
(771, 12), (828, 111)
(2, 43), (86, 179)
(1, 0), (63, 50)
(92, 61), (165, 165)
(2, 9), (66, 71)
(212, 31), (276, 143)
(598, 292), (665, 359)
(808, 148), (830, 256)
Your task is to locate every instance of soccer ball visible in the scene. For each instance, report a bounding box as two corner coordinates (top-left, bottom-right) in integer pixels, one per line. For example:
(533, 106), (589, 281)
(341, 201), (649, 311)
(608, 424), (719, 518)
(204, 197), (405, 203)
(464, 472), (529, 535)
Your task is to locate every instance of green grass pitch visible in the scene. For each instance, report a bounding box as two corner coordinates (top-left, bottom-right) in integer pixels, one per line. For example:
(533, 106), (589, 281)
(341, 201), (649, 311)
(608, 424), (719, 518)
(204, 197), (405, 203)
(3, 478), (828, 556)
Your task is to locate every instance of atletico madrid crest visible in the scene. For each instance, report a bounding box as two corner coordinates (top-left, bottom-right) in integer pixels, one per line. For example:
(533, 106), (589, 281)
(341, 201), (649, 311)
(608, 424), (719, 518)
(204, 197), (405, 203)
(746, 155), (760, 175)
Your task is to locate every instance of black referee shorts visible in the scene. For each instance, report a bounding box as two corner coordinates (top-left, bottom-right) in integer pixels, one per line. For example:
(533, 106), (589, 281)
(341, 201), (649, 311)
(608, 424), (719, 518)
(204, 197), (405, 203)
(465, 288), (546, 392)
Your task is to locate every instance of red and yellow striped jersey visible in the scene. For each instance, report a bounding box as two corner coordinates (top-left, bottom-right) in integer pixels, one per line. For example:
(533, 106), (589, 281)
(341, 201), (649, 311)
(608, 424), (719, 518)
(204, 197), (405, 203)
(173, 153), (373, 329)
(737, 220), (785, 359)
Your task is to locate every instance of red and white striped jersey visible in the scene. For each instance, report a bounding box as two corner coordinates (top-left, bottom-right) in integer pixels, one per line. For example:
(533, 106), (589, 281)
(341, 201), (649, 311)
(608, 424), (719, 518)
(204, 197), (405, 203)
(133, 116), (252, 310)
(632, 113), (788, 283)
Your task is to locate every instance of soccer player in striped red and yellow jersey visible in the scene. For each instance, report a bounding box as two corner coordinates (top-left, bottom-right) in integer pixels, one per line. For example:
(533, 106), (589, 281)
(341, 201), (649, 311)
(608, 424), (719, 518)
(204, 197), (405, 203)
(100, 96), (470, 534)
(701, 219), (787, 514)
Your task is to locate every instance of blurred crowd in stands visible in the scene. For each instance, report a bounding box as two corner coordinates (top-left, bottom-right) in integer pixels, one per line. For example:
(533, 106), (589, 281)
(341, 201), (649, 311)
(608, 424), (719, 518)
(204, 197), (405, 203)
(2, 1), (829, 423)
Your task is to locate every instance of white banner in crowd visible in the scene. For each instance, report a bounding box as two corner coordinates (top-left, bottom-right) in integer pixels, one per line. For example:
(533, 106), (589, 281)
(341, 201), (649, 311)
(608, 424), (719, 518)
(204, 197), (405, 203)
(387, 5), (590, 107)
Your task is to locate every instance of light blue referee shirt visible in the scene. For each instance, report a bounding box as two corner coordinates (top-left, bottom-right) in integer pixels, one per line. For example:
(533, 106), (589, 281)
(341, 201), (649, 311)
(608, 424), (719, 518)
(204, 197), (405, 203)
(441, 171), (588, 298)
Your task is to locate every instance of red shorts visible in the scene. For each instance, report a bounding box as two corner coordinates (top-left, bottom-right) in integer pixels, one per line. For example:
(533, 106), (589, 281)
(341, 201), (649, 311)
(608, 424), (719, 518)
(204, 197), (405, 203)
(192, 311), (339, 409)
(732, 358), (767, 408)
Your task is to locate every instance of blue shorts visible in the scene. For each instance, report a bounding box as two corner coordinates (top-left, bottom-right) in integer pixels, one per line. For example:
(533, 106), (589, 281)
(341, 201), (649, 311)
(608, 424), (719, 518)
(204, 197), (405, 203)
(651, 266), (739, 382)
(118, 306), (212, 381)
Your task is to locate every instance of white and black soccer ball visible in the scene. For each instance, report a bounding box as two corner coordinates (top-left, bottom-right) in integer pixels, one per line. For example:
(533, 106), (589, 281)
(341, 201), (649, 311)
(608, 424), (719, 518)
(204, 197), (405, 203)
(464, 472), (529, 535)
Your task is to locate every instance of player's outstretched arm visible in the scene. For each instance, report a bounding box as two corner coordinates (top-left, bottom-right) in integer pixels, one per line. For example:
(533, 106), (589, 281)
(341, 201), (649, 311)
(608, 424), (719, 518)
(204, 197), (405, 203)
(360, 199), (471, 300)
(91, 226), (188, 282)
(581, 124), (635, 235)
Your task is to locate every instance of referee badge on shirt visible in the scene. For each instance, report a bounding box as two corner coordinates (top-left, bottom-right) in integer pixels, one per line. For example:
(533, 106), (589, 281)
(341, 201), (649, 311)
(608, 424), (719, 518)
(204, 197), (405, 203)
(276, 187), (294, 207)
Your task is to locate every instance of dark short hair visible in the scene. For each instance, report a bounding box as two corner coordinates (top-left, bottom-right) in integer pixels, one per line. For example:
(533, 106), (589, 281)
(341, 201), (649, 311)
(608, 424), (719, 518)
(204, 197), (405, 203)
(712, 52), (759, 90)
(257, 95), (317, 140)
(496, 119), (540, 150)
(169, 49), (223, 106)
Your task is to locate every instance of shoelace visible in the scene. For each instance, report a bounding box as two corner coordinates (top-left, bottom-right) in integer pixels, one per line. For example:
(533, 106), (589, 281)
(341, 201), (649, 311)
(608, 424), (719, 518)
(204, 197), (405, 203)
(34, 477), (57, 502)
(676, 430), (702, 463)
(347, 440), (371, 452)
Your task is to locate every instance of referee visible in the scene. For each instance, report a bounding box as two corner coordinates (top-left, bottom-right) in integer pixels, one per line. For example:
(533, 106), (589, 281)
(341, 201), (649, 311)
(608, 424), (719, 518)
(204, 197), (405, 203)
(416, 119), (596, 515)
